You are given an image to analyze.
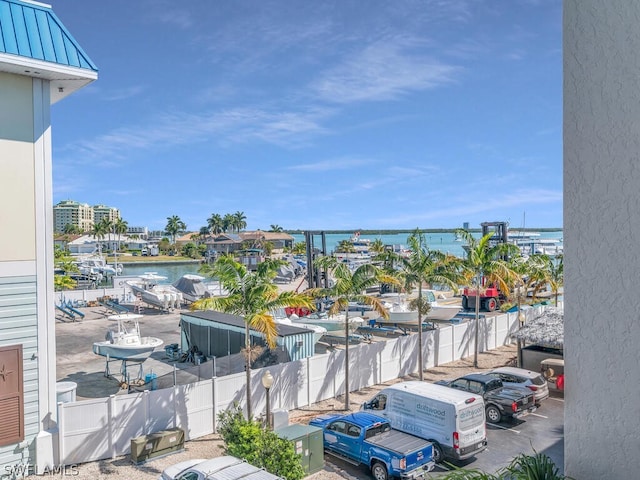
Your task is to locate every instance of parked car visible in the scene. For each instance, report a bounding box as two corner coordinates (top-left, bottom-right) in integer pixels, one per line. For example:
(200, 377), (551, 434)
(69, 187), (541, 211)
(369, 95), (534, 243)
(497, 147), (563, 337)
(310, 411), (435, 480)
(436, 373), (536, 424)
(158, 456), (283, 480)
(486, 366), (549, 405)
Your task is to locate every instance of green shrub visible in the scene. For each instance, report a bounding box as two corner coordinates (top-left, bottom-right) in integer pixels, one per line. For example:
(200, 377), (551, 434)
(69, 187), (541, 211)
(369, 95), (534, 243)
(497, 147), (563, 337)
(441, 451), (573, 480)
(218, 404), (305, 480)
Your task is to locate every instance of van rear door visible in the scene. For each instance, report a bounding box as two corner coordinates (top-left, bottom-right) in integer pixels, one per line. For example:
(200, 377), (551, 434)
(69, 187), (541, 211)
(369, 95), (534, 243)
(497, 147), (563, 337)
(456, 399), (487, 457)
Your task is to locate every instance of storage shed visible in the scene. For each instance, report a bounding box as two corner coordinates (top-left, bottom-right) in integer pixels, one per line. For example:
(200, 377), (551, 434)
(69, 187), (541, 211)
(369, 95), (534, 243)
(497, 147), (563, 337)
(180, 310), (316, 364)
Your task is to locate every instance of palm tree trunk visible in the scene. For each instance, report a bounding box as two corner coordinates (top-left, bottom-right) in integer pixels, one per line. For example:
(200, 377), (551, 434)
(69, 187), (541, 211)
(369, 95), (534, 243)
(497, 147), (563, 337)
(417, 289), (424, 381)
(344, 309), (350, 410)
(474, 273), (481, 368)
(245, 322), (252, 420)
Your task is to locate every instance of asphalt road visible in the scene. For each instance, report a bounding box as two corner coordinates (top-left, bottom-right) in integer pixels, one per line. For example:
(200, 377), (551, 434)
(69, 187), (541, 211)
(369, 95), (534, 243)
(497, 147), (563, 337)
(321, 389), (565, 479)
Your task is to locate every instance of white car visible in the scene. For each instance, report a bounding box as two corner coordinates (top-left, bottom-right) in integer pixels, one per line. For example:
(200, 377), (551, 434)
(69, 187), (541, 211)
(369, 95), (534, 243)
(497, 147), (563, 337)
(487, 366), (550, 405)
(158, 456), (283, 480)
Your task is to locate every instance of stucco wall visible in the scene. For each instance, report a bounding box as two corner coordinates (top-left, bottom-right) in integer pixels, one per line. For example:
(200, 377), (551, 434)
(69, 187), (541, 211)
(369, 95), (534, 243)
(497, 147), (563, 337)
(564, 1), (640, 477)
(0, 72), (36, 261)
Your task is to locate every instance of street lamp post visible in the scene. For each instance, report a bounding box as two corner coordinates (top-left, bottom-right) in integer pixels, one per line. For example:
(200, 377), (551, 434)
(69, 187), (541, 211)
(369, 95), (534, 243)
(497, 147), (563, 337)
(261, 370), (274, 429)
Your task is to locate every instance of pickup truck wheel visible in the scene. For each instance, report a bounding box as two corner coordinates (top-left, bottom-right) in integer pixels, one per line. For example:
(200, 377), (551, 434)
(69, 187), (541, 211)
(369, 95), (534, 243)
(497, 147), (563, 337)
(371, 462), (388, 480)
(486, 405), (502, 424)
(432, 442), (444, 463)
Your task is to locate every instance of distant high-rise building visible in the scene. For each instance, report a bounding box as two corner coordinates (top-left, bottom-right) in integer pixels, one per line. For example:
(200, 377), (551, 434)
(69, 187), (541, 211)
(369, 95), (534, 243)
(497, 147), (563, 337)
(463, 222), (469, 230)
(53, 201), (121, 232)
(93, 204), (120, 225)
(53, 200), (94, 232)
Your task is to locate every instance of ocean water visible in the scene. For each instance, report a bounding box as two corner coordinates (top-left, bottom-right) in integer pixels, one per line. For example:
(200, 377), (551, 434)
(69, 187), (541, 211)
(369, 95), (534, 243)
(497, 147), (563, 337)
(291, 231), (563, 259)
(121, 230), (563, 283)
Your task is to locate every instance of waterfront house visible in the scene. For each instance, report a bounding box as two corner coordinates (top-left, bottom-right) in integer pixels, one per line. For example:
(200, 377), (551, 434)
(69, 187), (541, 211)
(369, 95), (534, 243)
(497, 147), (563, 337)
(0, 0), (97, 471)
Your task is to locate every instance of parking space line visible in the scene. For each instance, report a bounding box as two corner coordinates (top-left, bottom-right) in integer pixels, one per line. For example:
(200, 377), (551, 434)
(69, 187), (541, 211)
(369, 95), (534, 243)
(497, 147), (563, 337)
(548, 397), (565, 403)
(490, 424), (521, 433)
(530, 412), (548, 419)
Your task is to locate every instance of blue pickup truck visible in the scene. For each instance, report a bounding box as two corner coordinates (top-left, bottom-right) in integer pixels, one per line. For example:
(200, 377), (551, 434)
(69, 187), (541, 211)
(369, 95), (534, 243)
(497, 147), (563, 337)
(309, 411), (435, 480)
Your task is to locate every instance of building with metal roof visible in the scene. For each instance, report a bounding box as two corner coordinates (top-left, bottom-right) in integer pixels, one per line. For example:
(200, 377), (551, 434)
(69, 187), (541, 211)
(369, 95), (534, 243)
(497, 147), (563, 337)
(181, 310), (317, 364)
(0, 0), (96, 472)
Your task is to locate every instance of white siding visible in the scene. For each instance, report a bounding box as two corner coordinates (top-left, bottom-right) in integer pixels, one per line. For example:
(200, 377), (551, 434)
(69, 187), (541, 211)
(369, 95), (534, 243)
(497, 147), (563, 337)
(0, 276), (38, 468)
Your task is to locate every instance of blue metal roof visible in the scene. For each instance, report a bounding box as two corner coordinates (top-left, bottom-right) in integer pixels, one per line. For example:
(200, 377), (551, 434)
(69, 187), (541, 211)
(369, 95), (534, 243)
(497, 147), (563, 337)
(0, 0), (97, 71)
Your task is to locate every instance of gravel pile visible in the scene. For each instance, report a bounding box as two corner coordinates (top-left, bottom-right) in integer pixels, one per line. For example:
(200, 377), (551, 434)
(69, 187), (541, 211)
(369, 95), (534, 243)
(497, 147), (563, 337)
(34, 344), (517, 480)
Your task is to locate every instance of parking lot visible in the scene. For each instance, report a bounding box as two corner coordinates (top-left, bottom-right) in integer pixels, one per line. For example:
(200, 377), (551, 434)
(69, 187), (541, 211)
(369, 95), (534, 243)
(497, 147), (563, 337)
(321, 389), (564, 478)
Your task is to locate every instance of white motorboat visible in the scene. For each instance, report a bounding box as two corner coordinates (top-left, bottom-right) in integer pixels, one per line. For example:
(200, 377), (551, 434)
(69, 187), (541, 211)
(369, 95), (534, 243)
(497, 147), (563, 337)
(127, 273), (183, 310)
(292, 311), (365, 332)
(92, 314), (163, 361)
(271, 309), (327, 344)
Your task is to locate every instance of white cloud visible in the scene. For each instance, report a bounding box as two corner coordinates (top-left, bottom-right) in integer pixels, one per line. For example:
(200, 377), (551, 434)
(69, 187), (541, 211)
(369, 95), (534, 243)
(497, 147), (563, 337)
(312, 38), (460, 104)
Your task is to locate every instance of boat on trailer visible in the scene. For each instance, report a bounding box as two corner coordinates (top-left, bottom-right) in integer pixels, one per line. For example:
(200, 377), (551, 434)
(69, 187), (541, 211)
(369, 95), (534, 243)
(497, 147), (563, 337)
(92, 314), (163, 361)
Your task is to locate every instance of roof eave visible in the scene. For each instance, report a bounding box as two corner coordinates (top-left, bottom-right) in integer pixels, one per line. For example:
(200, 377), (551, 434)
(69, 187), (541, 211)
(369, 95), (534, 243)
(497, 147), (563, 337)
(0, 52), (97, 103)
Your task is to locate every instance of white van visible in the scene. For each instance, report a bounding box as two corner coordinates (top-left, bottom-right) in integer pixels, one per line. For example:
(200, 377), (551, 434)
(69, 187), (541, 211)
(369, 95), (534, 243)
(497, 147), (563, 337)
(362, 381), (487, 463)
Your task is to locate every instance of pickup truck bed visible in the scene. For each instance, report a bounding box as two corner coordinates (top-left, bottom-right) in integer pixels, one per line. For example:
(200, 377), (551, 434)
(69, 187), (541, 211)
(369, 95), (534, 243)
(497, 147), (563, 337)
(367, 429), (430, 456)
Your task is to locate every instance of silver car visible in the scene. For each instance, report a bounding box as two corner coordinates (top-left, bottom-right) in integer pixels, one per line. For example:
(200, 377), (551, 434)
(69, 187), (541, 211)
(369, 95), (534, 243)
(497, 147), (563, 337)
(487, 366), (549, 405)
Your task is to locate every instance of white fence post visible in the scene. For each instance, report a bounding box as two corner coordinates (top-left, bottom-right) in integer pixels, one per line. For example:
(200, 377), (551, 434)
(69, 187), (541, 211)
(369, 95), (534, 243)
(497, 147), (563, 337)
(108, 395), (116, 459)
(57, 402), (65, 465)
(212, 376), (217, 433)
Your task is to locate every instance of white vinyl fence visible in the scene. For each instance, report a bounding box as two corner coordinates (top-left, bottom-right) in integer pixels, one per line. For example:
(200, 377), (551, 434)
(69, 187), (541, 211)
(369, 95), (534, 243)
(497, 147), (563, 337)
(57, 309), (534, 465)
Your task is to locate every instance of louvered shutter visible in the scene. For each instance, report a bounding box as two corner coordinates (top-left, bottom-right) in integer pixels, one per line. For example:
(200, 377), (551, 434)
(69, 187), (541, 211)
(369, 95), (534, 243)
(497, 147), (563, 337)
(0, 345), (24, 446)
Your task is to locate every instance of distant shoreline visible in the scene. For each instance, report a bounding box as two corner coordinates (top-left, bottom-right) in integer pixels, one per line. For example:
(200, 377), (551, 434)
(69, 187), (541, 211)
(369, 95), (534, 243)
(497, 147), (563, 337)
(286, 227), (563, 235)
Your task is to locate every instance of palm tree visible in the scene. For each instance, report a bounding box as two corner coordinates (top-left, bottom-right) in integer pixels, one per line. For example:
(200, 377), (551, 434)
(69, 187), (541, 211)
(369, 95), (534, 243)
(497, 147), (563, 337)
(395, 230), (465, 380)
(165, 215), (186, 245)
(233, 211), (247, 232)
(335, 240), (356, 253)
(191, 256), (314, 420)
(370, 238), (386, 254)
(113, 218), (128, 264)
(222, 213), (234, 233)
(547, 254), (564, 307)
(91, 218), (111, 257)
(292, 242), (306, 255)
(269, 224), (284, 233)
(457, 229), (519, 368)
(207, 213), (224, 235)
(307, 257), (394, 410)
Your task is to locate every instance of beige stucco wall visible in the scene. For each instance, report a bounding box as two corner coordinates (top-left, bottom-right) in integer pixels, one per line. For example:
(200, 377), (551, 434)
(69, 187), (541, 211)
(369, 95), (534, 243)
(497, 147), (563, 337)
(564, 1), (640, 477)
(0, 72), (36, 261)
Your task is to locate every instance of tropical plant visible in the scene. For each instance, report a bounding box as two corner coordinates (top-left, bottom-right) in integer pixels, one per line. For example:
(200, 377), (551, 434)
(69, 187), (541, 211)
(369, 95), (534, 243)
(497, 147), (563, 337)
(218, 403), (305, 480)
(63, 223), (82, 234)
(394, 229), (464, 380)
(232, 211), (247, 232)
(547, 255), (563, 307)
(269, 224), (283, 232)
(191, 256), (314, 420)
(113, 217), (128, 257)
(441, 451), (573, 479)
(165, 215), (186, 244)
(53, 246), (78, 291)
(370, 238), (386, 254)
(292, 242), (306, 255)
(223, 213), (234, 232)
(207, 213), (224, 235)
(181, 242), (200, 259)
(335, 239), (356, 253)
(306, 257), (395, 410)
(456, 229), (520, 368)
(91, 218), (112, 256)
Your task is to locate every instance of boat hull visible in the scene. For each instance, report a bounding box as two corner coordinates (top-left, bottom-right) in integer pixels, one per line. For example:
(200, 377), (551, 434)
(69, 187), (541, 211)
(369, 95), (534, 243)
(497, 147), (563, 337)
(293, 313), (365, 332)
(92, 337), (163, 361)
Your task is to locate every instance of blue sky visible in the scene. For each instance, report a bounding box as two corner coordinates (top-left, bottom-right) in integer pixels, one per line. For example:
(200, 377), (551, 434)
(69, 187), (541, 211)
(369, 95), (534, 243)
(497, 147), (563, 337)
(48, 0), (561, 232)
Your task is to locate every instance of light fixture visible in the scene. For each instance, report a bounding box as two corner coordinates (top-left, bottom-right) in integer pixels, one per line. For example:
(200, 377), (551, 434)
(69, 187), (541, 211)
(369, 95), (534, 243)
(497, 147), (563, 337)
(261, 370), (274, 429)
(58, 87), (64, 93)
